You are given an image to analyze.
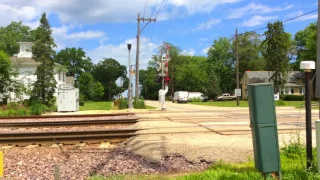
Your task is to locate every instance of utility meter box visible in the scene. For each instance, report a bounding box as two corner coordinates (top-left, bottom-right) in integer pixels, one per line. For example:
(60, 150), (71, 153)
(247, 83), (280, 174)
(57, 87), (79, 112)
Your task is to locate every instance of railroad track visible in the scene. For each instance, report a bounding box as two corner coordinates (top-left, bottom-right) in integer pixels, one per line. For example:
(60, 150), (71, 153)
(0, 118), (138, 128)
(0, 129), (138, 145)
(0, 113), (134, 119)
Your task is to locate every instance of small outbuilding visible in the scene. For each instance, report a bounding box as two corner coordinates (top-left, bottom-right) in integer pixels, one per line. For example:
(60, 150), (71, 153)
(57, 86), (79, 112)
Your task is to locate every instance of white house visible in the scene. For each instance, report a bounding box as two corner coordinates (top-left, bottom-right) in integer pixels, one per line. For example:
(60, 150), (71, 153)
(6, 42), (69, 101)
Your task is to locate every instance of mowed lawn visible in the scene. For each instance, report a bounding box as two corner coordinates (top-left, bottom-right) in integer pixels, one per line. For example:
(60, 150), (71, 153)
(79, 101), (156, 111)
(79, 101), (112, 111)
(189, 101), (314, 108)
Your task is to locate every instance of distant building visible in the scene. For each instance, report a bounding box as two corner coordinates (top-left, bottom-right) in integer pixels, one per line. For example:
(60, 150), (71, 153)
(3, 42), (72, 102)
(240, 71), (310, 99)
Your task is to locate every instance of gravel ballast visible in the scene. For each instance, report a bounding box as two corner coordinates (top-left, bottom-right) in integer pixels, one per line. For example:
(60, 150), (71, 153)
(2, 146), (210, 179)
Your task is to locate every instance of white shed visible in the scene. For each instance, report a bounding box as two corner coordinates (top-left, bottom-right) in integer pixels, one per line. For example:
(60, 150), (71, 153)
(57, 86), (79, 112)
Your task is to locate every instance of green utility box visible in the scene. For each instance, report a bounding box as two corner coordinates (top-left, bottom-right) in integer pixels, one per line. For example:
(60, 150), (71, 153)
(247, 83), (280, 173)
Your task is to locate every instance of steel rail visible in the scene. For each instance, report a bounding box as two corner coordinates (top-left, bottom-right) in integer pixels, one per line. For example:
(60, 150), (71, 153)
(0, 113), (134, 120)
(0, 118), (138, 128)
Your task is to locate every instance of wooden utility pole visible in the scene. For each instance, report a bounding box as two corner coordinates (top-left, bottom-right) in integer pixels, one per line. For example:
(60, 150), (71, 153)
(135, 13), (156, 100)
(236, 29), (240, 106)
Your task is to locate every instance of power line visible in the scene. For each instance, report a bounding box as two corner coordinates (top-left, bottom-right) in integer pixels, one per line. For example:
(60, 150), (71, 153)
(143, 0), (149, 18)
(242, 9), (318, 35)
(141, 0), (165, 65)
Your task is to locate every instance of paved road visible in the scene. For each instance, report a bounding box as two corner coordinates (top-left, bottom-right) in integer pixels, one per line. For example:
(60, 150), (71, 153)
(125, 100), (318, 163)
(142, 100), (319, 135)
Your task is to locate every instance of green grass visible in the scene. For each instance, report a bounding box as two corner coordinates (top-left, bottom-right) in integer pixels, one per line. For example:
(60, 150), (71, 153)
(79, 101), (113, 111)
(89, 147), (320, 180)
(79, 101), (156, 111)
(189, 101), (316, 108)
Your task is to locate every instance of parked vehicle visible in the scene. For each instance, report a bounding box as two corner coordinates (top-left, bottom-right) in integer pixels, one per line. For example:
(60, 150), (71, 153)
(216, 93), (237, 101)
(173, 91), (189, 103)
(188, 92), (208, 102)
(173, 91), (208, 103)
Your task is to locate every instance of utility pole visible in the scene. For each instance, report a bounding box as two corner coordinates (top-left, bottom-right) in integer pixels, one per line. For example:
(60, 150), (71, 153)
(161, 53), (164, 90)
(316, 0), (320, 118)
(171, 61), (174, 102)
(127, 44), (133, 110)
(135, 13), (156, 100)
(236, 29), (240, 106)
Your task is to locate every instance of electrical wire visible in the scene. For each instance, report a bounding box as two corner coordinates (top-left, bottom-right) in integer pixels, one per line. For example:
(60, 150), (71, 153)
(240, 9), (318, 35)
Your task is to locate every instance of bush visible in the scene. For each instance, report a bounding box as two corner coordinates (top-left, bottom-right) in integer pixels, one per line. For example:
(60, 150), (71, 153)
(275, 100), (285, 106)
(280, 95), (304, 101)
(189, 97), (202, 102)
(113, 99), (128, 110)
(119, 99), (128, 110)
(30, 101), (46, 115)
(133, 99), (145, 109)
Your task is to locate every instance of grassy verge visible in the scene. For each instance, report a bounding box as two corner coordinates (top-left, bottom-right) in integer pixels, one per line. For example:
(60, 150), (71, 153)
(79, 101), (112, 111)
(89, 145), (320, 180)
(189, 101), (317, 108)
(145, 105), (157, 109)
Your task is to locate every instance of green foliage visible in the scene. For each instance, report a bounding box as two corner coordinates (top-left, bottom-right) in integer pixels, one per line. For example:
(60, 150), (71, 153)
(280, 95), (304, 101)
(0, 21), (35, 56)
(262, 21), (291, 92)
(275, 100), (285, 106)
(113, 99), (128, 110)
(79, 94), (85, 101)
(0, 103), (30, 116)
(189, 97), (202, 102)
(30, 101), (46, 115)
(31, 13), (57, 106)
(133, 99), (145, 109)
(119, 99), (128, 109)
(207, 37), (234, 95)
(93, 58), (127, 100)
(0, 50), (23, 98)
(292, 22), (317, 70)
(54, 47), (93, 78)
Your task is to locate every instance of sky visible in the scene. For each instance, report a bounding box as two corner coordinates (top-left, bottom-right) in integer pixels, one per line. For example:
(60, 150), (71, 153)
(0, 0), (318, 70)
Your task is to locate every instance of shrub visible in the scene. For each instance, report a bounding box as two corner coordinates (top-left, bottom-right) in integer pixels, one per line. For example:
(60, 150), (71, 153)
(275, 100), (285, 106)
(30, 101), (46, 115)
(119, 99), (128, 110)
(280, 95), (304, 101)
(133, 99), (145, 109)
(113, 99), (128, 110)
(189, 97), (202, 102)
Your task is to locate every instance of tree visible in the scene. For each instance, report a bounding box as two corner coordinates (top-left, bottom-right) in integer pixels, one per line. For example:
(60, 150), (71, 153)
(232, 32), (265, 77)
(292, 22), (317, 70)
(77, 72), (104, 100)
(54, 47), (93, 79)
(31, 13), (57, 105)
(0, 50), (24, 99)
(207, 37), (235, 94)
(0, 22), (35, 56)
(93, 58), (127, 100)
(262, 21), (291, 92)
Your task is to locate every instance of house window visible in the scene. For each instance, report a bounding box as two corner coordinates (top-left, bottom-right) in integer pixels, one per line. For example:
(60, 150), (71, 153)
(291, 88), (294, 94)
(300, 87), (304, 95)
(58, 73), (61, 81)
(63, 73), (65, 82)
(284, 87), (290, 95)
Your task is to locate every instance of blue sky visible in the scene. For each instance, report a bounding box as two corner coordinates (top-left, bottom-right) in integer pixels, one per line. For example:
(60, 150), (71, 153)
(0, 0), (318, 69)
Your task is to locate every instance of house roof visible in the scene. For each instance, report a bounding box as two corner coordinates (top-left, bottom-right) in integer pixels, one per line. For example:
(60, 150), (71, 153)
(10, 57), (40, 65)
(10, 57), (68, 72)
(242, 71), (303, 84)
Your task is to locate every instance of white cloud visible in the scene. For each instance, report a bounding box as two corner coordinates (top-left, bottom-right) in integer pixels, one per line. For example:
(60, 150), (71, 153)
(285, 10), (317, 22)
(192, 19), (221, 31)
(242, 15), (278, 27)
(0, 0), (241, 26)
(180, 49), (196, 56)
(88, 37), (159, 67)
(51, 24), (106, 50)
(202, 47), (210, 54)
(227, 2), (293, 19)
